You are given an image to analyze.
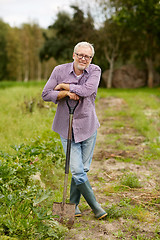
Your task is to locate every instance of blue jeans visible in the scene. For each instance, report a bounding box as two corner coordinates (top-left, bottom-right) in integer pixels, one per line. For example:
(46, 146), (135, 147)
(60, 131), (97, 185)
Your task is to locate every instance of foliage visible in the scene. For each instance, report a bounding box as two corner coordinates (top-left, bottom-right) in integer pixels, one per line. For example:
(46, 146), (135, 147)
(96, 19), (126, 87)
(1, 1), (160, 86)
(110, 0), (160, 87)
(40, 6), (96, 63)
(0, 21), (56, 81)
(0, 136), (66, 239)
(9, 136), (65, 167)
(0, 20), (9, 80)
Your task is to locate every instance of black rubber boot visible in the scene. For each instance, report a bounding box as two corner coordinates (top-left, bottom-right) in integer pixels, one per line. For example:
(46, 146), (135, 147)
(70, 177), (82, 217)
(77, 180), (107, 220)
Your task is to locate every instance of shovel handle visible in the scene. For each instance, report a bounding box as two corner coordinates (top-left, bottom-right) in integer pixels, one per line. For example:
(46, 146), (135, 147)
(65, 114), (73, 174)
(66, 96), (79, 114)
(65, 97), (79, 174)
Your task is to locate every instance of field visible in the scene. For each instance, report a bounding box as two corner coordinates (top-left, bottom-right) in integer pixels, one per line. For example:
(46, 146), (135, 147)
(0, 82), (160, 239)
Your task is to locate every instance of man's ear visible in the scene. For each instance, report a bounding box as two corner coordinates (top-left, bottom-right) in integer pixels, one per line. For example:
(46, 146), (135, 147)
(73, 52), (75, 60)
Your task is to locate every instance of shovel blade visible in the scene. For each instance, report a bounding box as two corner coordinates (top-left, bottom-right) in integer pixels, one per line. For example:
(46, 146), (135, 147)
(52, 202), (75, 227)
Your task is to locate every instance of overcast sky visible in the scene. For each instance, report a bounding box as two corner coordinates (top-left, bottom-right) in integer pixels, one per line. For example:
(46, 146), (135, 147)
(0, 0), (78, 28)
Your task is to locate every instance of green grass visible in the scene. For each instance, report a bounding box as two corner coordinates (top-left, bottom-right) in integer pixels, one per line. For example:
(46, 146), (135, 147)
(104, 197), (152, 222)
(0, 82), (160, 239)
(1, 83), (159, 155)
(0, 81), (58, 153)
(120, 173), (141, 188)
(97, 87), (160, 160)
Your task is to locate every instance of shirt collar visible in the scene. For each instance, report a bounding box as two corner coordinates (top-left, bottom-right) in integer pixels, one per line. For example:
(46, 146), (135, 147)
(69, 62), (74, 74)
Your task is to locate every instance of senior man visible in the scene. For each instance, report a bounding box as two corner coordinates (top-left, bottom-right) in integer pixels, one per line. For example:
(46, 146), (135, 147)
(42, 41), (107, 220)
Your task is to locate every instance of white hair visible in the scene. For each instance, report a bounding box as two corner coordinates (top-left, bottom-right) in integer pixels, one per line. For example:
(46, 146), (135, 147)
(74, 41), (95, 57)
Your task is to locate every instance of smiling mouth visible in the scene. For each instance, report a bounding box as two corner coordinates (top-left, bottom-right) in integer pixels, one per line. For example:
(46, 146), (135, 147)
(79, 62), (86, 65)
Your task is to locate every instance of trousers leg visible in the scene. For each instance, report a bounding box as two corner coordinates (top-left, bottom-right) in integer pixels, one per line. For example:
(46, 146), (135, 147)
(60, 131), (97, 185)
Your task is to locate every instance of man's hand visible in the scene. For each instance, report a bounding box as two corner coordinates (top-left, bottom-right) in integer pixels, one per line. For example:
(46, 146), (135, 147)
(67, 92), (80, 100)
(54, 83), (69, 91)
(55, 83), (79, 101)
(56, 90), (80, 101)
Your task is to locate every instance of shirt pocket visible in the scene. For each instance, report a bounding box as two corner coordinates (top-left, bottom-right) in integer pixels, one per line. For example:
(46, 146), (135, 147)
(75, 97), (92, 119)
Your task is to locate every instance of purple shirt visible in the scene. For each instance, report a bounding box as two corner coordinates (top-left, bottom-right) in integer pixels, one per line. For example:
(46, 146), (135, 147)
(42, 62), (101, 143)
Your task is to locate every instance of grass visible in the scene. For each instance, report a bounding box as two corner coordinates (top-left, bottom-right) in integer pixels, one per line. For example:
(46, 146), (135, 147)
(104, 197), (155, 222)
(0, 81), (57, 153)
(0, 82), (160, 239)
(97, 87), (160, 161)
(120, 173), (141, 188)
(1, 83), (159, 156)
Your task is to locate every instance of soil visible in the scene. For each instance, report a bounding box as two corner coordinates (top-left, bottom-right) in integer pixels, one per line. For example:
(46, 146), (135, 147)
(64, 97), (160, 240)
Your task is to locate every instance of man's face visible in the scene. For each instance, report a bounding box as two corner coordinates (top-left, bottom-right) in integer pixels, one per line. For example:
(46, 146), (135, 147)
(73, 46), (93, 73)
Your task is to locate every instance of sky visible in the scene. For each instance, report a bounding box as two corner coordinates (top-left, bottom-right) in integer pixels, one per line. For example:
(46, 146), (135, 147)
(0, 0), (78, 28)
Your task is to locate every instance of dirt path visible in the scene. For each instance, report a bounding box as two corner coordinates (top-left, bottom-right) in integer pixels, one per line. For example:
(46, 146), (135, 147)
(64, 97), (160, 240)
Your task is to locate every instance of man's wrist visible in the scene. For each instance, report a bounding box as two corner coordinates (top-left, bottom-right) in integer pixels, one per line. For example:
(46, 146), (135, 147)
(62, 83), (69, 91)
(57, 90), (69, 100)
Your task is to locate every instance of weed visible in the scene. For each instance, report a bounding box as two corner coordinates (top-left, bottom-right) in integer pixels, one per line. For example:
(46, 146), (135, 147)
(113, 230), (125, 239)
(105, 204), (123, 219)
(120, 173), (141, 188)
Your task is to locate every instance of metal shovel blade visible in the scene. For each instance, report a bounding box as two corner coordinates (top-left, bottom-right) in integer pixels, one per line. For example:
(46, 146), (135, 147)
(52, 202), (75, 226)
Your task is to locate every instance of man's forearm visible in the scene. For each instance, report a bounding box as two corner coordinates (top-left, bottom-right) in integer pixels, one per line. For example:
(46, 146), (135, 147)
(54, 83), (70, 91)
(56, 90), (80, 101)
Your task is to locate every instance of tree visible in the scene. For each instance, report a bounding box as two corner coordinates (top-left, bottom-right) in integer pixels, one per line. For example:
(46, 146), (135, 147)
(40, 6), (96, 63)
(40, 11), (73, 62)
(0, 20), (9, 80)
(5, 27), (22, 80)
(20, 23), (46, 81)
(110, 0), (160, 87)
(0, 19), (54, 81)
(97, 19), (123, 88)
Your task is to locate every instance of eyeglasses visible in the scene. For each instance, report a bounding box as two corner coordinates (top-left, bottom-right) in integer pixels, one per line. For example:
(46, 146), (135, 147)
(75, 53), (92, 61)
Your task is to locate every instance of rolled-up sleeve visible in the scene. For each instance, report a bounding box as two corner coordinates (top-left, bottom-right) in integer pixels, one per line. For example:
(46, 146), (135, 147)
(69, 65), (101, 97)
(42, 67), (59, 104)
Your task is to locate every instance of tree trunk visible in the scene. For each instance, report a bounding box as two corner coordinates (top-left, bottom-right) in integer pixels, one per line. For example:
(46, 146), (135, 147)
(24, 69), (29, 82)
(37, 61), (41, 81)
(146, 57), (154, 88)
(107, 56), (114, 88)
(23, 52), (29, 82)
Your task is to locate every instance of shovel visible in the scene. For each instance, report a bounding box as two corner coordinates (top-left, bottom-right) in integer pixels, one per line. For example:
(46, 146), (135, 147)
(52, 97), (79, 227)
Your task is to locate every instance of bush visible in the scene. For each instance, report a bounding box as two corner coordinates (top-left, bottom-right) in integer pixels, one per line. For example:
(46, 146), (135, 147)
(0, 136), (67, 239)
